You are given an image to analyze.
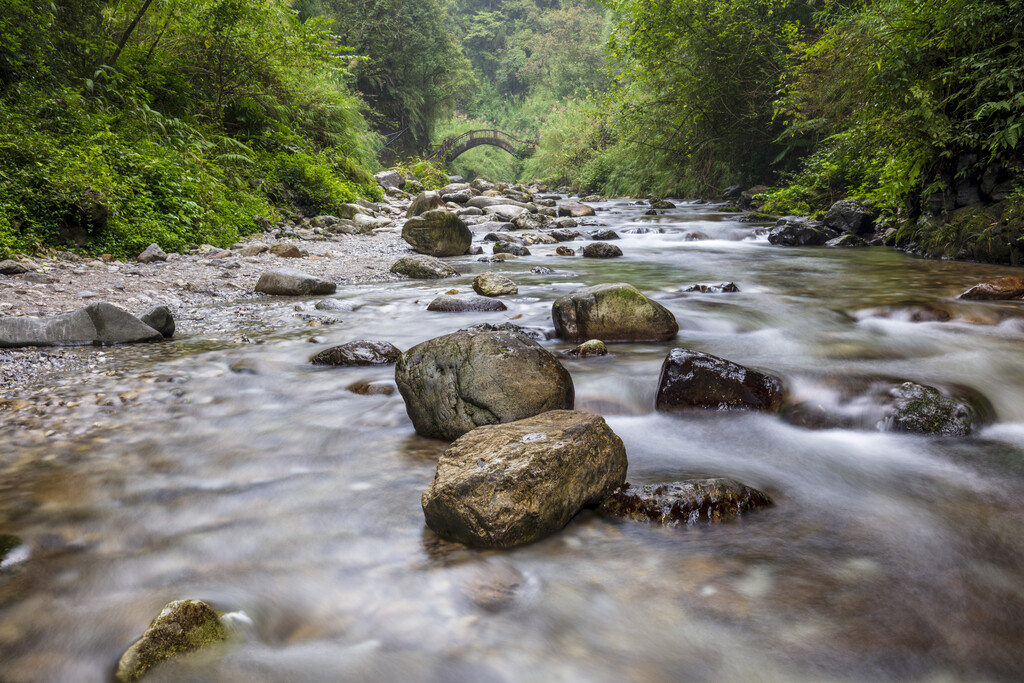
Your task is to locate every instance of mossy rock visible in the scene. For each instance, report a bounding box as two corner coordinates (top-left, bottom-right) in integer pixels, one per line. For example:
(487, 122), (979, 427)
(116, 600), (227, 682)
(552, 283), (678, 343)
(0, 534), (22, 564)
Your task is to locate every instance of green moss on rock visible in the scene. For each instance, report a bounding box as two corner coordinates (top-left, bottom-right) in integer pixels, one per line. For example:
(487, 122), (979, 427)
(116, 600), (227, 682)
(890, 196), (1024, 265)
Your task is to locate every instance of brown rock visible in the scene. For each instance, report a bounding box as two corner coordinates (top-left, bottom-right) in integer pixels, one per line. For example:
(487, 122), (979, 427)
(958, 276), (1024, 300)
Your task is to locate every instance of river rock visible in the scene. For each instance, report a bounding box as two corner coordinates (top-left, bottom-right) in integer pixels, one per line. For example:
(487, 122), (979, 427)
(467, 196), (533, 210)
(115, 600), (226, 683)
(375, 170), (405, 190)
(402, 210), (472, 257)
(0, 302), (164, 348)
(656, 348), (787, 412)
(406, 191), (445, 218)
(826, 234), (868, 248)
(390, 255), (458, 279)
(421, 410), (627, 548)
(137, 243), (167, 264)
(484, 205), (529, 221)
(958, 276), (1024, 300)
(395, 328), (574, 440)
(558, 202), (595, 217)
(566, 339), (607, 358)
(552, 283), (678, 342)
(583, 242), (622, 258)
(0, 260), (30, 275)
(255, 268), (336, 296)
(443, 189), (474, 204)
(549, 229), (579, 241)
(682, 282), (739, 294)
(347, 380), (396, 396)
(427, 294), (508, 312)
(823, 199), (875, 236)
(473, 273), (518, 297)
(590, 229), (620, 240)
(880, 382), (976, 436)
(597, 479), (772, 526)
(683, 231), (709, 241)
(651, 200), (676, 209)
(311, 340), (401, 366)
(768, 220), (829, 246)
(270, 243), (301, 258)
(556, 246), (575, 256)
(138, 305), (175, 338)
(239, 243), (269, 257)
(493, 242), (530, 257)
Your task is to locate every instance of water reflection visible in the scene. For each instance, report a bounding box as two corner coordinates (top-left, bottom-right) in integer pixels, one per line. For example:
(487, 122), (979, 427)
(2, 200), (1024, 681)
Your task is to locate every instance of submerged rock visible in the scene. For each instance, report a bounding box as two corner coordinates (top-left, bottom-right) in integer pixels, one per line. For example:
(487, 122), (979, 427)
(682, 282), (739, 294)
(566, 339), (608, 358)
(597, 479), (772, 526)
(473, 272), (518, 297)
(255, 268), (335, 296)
(422, 410), (627, 548)
(347, 380), (396, 396)
(402, 210), (472, 257)
(880, 382), (976, 436)
(552, 283), (678, 343)
(0, 302), (164, 348)
(958, 276), (1024, 301)
(311, 340), (401, 366)
(427, 294), (508, 312)
(656, 348), (787, 412)
(826, 233), (868, 248)
(389, 255), (458, 279)
(395, 328), (574, 440)
(115, 600), (227, 682)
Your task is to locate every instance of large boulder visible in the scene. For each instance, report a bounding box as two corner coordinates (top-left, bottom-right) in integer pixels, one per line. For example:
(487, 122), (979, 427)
(116, 600), (226, 682)
(597, 479), (772, 526)
(406, 191), (445, 218)
(311, 340), (401, 366)
(389, 255), (458, 279)
(558, 202), (596, 217)
(395, 328), (574, 440)
(0, 302), (164, 348)
(880, 382), (976, 436)
(655, 348), (787, 412)
(958, 276), (1024, 300)
(374, 170), (405, 190)
(823, 199), (875, 236)
(254, 268), (336, 296)
(552, 283), (678, 343)
(473, 272), (518, 297)
(421, 410), (627, 548)
(402, 210), (472, 257)
(426, 294), (508, 312)
(768, 220), (830, 246)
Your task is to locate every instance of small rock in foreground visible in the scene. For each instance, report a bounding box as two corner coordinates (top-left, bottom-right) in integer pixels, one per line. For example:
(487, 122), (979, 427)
(311, 340), (402, 366)
(597, 479), (772, 526)
(254, 268), (336, 296)
(116, 599), (227, 682)
(656, 348), (787, 412)
(422, 410), (627, 548)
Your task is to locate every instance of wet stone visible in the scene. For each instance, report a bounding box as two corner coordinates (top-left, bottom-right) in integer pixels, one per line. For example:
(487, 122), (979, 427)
(427, 294), (508, 313)
(390, 255), (459, 279)
(589, 229), (620, 240)
(347, 380), (396, 396)
(582, 242), (623, 258)
(656, 348), (787, 412)
(683, 282), (739, 294)
(556, 246), (576, 256)
(959, 276), (1024, 301)
(115, 599), (227, 682)
(473, 272), (518, 297)
(880, 382), (976, 436)
(597, 479), (772, 526)
(566, 339), (608, 358)
(493, 242), (530, 257)
(311, 340), (402, 366)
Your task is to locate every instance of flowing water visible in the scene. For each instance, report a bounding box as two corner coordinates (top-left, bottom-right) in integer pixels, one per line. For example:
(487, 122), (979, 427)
(3, 200), (1024, 682)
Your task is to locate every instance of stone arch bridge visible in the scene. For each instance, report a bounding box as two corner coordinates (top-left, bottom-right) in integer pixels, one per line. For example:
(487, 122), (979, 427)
(429, 129), (538, 164)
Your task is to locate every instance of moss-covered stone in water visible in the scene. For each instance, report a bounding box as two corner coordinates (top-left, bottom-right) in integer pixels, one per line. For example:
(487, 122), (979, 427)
(890, 196), (1024, 265)
(0, 534), (22, 563)
(116, 599), (227, 682)
(882, 382), (975, 436)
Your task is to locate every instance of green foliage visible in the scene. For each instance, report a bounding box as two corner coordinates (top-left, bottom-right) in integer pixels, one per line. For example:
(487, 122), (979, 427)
(393, 159), (450, 191)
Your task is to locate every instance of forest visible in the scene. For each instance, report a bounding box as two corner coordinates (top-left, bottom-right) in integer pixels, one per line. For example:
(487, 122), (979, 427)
(1, 0), (1021, 257)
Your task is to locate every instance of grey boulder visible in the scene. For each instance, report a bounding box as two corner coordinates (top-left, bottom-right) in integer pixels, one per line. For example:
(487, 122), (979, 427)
(552, 283), (678, 343)
(422, 410), (627, 548)
(390, 255), (459, 279)
(0, 302), (164, 347)
(395, 328), (574, 440)
(254, 268), (336, 296)
(426, 293), (508, 312)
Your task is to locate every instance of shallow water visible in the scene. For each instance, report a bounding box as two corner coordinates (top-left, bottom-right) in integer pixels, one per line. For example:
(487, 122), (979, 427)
(3, 200), (1024, 682)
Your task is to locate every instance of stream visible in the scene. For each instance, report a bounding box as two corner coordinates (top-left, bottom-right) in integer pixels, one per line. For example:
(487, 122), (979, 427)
(2, 199), (1024, 682)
